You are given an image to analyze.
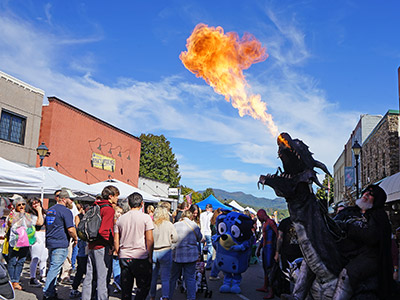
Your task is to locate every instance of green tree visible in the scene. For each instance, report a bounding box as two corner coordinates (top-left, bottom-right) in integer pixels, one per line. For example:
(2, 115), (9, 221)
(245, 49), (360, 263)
(181, 186), (202, 204)
(139, 133), (181, 187)
(202, 188), (215, 200)
(316, 174), (334, 205)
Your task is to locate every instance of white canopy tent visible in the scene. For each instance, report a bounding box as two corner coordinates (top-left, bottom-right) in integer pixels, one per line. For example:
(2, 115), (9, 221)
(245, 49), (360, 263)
(0, 157), (50, 195)
(36, 167), (98, 199)
(228, 200), (245, 212)
(379, 172), (400, 203)
(244, 207), (257, 215)
(90, 179), (160, 203)
(0, 157), (100, 201)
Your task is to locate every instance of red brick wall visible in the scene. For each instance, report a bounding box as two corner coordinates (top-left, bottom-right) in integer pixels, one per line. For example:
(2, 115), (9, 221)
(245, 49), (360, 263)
(38, 97), (141, 186)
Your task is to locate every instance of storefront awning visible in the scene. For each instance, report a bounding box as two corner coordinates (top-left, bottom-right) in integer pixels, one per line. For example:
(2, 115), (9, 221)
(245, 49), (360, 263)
(379, 172), (400, 203)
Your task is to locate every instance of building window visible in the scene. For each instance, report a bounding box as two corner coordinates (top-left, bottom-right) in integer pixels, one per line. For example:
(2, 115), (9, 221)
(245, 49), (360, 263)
(0, 110), (26, 145)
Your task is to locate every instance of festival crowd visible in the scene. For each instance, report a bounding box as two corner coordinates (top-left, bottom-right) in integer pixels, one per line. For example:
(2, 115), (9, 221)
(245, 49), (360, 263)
(0, 184), (399, 300)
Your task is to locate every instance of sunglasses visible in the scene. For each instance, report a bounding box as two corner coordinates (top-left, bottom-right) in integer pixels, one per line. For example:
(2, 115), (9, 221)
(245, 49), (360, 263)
(17, 203), (26, 207)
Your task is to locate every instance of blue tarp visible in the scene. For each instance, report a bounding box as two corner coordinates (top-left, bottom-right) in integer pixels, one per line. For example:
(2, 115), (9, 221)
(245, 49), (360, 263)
(196, 195), (232, 211)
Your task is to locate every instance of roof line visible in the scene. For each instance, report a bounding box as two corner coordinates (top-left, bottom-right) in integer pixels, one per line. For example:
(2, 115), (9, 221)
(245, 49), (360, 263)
(0, 70), (44, 95)
(47, 96), (141, 142)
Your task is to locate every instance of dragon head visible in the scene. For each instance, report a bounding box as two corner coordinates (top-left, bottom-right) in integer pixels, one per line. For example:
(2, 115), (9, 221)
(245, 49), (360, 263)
(258, 132), (331, 198)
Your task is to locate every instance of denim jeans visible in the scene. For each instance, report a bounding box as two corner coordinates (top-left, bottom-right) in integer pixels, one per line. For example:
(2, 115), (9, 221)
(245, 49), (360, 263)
(204, 235), (213, 268)
(150, 249), (172, 298)
(113, 256), (121, 285)
(71, 243), (78, 270)
(7, 246), (29, 282)
(169, 261), (196, 300)
(210, 259), (220, 278)
(43, 247), (69, 298)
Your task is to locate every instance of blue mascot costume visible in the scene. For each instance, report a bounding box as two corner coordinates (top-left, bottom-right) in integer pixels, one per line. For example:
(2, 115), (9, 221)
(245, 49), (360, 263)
(212, 211), (254, 294)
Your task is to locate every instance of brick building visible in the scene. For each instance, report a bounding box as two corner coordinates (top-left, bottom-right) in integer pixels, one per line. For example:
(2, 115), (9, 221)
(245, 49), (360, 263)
(361, 110), (400, 188)
(333, 114), (382, 203)
(39, 97), (141, 186)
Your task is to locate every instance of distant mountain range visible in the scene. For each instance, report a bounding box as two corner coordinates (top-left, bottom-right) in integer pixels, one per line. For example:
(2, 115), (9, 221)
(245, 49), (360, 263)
(199, 188), (287, 210)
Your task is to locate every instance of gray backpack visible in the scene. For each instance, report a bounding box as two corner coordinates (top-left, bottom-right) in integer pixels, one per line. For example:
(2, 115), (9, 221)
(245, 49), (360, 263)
(77, 203), (110, 242)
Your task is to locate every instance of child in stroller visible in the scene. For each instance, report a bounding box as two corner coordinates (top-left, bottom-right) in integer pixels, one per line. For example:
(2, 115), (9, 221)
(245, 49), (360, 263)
(180, 249), (212, 298)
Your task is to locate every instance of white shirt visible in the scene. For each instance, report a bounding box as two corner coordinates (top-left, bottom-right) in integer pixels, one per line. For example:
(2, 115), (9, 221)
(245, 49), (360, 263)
(200, 210), (213, 236)
(69, 202), (79, 225)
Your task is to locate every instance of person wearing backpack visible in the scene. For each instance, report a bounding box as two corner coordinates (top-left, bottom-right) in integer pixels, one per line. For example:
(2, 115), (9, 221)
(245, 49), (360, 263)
(81, 186), (119, 300)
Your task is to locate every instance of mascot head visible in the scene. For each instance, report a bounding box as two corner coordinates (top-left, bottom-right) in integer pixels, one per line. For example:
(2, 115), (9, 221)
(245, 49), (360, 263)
(216, 211), (254, 250)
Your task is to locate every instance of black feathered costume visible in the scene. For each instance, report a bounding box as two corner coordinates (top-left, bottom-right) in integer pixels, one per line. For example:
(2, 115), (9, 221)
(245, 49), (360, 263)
(335, 184), (394, 299)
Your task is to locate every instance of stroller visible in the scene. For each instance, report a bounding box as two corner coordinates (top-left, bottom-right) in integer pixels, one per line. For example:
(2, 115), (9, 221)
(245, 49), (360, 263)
(180, 249), (212, 298)
(0, 260), (15, 300)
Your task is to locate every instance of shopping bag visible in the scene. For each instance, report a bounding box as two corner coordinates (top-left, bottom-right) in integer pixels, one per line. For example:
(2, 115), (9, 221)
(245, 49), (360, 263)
(26, 226), (36, 245)
(1, 239), (8, 256)
(15, 227), (29, 248)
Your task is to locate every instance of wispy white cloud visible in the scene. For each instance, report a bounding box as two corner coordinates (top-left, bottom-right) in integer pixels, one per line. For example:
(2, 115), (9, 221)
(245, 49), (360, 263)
(221, 169), (259, 184)
(44, 3), (53, 25)
(0, 6), (358, 195)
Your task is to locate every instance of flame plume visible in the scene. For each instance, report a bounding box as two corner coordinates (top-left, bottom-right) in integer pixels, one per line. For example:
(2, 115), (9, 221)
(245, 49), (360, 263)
(180, 23), (278, 137)
(278, 134), (291, 149)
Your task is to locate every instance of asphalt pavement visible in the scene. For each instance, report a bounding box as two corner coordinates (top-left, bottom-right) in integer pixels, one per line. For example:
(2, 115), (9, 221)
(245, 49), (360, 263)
(15, 259), (281, 300)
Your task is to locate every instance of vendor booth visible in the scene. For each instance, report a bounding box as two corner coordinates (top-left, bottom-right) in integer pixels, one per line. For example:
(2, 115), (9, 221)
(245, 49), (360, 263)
(228, 200), (245, 212)
(90, 179), (159, 203)
(196, 195), (232, 210)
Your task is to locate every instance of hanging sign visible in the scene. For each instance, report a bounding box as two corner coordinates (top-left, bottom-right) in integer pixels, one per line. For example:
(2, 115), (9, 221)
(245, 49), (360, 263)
(91, 153), (115, 172)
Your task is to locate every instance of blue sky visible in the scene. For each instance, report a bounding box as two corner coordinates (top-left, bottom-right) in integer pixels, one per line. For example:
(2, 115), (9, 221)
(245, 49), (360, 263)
(1, 0), (399, 199)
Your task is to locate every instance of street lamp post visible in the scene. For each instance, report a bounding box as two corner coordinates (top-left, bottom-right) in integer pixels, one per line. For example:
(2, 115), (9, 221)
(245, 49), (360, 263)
(352, 140), (362, 199)
(36, 142), (50, 167)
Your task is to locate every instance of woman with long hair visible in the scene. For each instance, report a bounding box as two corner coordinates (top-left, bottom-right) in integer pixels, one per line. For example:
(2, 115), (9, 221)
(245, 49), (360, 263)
(149, 206), (178, 300)
(6, 195), (43, 290)
(210, 208), (221, 236)
(188, 204), (200, 225)
(27, 198), (47, 288)
(209, 208), (222, 280)
(146, 205), (155, 220)
(189, 204), (202, 253)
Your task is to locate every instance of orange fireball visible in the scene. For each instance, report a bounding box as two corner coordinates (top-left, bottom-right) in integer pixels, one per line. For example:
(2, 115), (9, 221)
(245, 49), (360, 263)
(180, 23), (278, 137)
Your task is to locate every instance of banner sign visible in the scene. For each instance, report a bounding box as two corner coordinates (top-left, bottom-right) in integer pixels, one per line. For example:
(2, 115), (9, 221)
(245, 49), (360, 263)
(344, 167), (354, 187)
(168, 188), (179, 196)
(91, 153), (115, 172)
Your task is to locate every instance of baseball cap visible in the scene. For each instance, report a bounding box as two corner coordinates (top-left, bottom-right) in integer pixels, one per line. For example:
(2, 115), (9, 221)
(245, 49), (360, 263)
(58, 187), (77, 199)
(9, 194), (24, 203)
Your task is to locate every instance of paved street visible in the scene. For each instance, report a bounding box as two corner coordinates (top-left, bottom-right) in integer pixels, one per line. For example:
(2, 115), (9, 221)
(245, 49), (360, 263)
(14, 259), (281, 300)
